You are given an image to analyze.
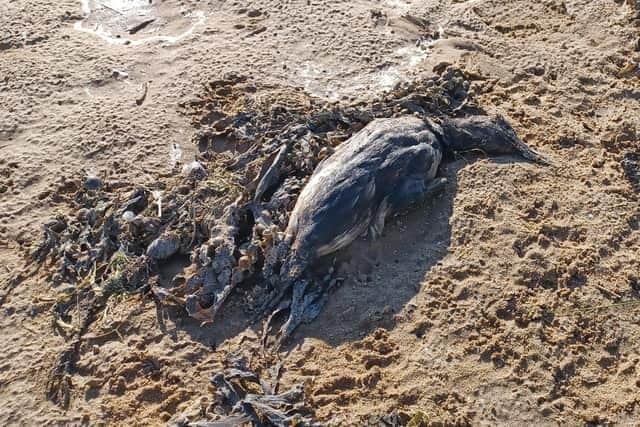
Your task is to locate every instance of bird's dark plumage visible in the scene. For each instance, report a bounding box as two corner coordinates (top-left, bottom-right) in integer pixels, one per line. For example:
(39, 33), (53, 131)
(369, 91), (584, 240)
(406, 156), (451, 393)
(264, 114), (548, 346)
(286, 116), (443, 264)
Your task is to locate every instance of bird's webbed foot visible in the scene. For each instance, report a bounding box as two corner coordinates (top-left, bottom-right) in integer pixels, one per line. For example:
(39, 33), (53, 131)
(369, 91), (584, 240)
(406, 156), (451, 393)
(261, 271), (337, 350)
(272, 279), (330, 350)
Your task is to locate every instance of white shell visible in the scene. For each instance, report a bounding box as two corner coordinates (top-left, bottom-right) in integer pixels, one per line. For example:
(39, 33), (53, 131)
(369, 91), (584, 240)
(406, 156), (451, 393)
(121, 210), (136, 222)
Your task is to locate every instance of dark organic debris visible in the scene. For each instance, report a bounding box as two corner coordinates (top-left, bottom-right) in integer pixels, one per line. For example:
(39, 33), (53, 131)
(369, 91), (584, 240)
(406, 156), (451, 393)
(136, 82), (149, 106)
(170, 363), (316, 426)
(128, 18), (156, 35)
(23, 66), (551, 406)
(120, 186), (149, 214)
(84, 174), (102, 191)
(621, 151), (640, 193)
(46, 290), (106, 408)
(183, 160), (208, 180)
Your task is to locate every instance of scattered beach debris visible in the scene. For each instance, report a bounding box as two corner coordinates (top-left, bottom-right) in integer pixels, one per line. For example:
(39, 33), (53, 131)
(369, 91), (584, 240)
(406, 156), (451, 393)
(136, 81), (149, 106)
(128, 18), (156, 35)
(151, 189), (164, 217)
(102, 3), (123, 16)
(182, 160), (207, 180)
(618, 61), (638, 77)
(170, 143), (184, 170)
(111, 69), (129, 80)
(74, 1), (206, 46)
(84, 173), (102, 191)
(146, 232), (181, 260)
(170, 360), (316, 426)
(24, 67), (549, 405)
(121, 210), (136, 222)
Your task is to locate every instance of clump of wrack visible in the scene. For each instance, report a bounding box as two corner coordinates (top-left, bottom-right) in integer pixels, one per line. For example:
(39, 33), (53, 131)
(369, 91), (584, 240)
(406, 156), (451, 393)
(182, 200), (250, 321)
(169, 360), (317, 426)
(26, 155), (243, 406)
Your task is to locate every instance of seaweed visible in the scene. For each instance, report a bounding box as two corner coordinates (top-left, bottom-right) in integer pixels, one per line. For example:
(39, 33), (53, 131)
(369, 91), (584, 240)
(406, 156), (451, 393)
(171, 362), (316, 426)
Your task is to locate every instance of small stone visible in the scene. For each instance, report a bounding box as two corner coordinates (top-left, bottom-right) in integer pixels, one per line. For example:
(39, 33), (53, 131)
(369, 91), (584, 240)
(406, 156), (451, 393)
(84, 174), (102, 191)
(76, 208), (90, 221)
(146, 234), (180, 260)
(45, 217), (66, 233)
(176, 184), (191, 195)
(56, 283), (76, 294)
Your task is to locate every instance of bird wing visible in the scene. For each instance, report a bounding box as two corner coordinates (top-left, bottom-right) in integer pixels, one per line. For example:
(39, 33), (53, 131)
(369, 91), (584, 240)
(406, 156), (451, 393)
(289, 167), (377, 259)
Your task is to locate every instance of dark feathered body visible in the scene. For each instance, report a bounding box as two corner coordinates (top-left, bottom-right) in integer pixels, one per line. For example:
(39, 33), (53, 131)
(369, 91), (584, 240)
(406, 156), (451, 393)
(285, 116), (443, 266)
(281, 115), (547, 279)
(263, 114), (547, 344)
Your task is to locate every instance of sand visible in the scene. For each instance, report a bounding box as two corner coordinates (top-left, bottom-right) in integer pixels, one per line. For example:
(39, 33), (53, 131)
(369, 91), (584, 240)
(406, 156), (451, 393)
(0, 0), (639, 425)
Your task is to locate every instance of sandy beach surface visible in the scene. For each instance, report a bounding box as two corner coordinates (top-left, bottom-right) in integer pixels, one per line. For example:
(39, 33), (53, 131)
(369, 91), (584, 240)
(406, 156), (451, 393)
(1, 0), (639, 425)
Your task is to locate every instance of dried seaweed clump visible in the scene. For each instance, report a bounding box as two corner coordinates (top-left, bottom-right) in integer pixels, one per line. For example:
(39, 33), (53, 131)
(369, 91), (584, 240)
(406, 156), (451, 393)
(170, 358), (317, 426)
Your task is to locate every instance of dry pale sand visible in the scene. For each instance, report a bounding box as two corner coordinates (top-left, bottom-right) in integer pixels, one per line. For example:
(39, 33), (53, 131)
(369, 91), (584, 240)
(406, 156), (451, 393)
(1, 0), (640, 425)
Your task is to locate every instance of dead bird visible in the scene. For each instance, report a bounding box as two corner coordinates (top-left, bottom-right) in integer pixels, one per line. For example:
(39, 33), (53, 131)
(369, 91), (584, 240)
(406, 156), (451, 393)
(259, 114), (549, 346)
